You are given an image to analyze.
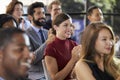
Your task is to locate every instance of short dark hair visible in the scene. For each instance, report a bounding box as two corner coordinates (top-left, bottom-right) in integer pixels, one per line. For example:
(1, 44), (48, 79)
(0, 28), (25, 49)
(87, 6), (100, 16)
(0, 14), (18, 28)
(27, 2), (44, 16)
(6, 1), (23, 15)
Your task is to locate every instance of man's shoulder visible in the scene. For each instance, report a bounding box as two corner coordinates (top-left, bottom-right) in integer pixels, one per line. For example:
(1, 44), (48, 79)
(26, 27), (34, 33)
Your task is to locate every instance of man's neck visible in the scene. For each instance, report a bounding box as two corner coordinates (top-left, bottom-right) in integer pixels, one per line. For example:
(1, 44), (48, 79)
(32, 23), (42, 28)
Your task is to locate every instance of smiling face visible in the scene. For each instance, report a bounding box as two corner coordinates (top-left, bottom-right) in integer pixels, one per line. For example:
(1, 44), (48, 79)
(30, 7), (46, 27)
(54, 18), (73, 40)
(88, 8), (104, 22)
(95, 28), (113, 56)
(12, 3), (23, 20)
(50, 4), (62, 20)
(1, 33), (31, 79)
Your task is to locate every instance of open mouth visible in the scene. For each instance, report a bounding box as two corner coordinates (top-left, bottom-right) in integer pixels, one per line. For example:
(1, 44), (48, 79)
(21, 62), (31, 68)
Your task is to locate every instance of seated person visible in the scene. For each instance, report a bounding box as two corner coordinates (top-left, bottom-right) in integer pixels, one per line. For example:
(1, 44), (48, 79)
(0, 14), (18, 28)
(44, 13), (81, 80)
(0, 28), (32, 80)
(6, 1), (31, 30)
(87, 6), (104, 23)
(73, 22), (120, 80)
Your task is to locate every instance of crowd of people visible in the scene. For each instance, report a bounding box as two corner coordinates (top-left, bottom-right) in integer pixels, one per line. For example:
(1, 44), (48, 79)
(0, 0), (120, 80)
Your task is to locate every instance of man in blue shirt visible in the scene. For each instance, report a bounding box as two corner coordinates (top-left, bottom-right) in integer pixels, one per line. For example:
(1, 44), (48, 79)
(26, 2), (55, 80)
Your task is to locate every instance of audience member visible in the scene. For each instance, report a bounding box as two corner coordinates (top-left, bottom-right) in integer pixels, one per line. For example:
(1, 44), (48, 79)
(26, 2), (55, 80)
(0, 28), (32, 80)
(44, 13), (81, 80)
(79, 5), (104, 43)
(6, 0), (31, 30)
(0, 14), (18, 28)
(73, 22), (120, 80)
(87, 6), (104, 23)
(87, 6), (120, 59)
(44, 0), (62, 30)
(115, 35), (120, 58)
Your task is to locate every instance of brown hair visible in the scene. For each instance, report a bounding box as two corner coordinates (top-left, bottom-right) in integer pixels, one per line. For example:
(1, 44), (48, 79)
(81, 22), (120, 79)
(47, 0), (61, 10)
(6, 0), (23, 15)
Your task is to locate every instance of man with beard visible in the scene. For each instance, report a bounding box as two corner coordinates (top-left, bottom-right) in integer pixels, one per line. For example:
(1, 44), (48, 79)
(26, 2), (55, 80)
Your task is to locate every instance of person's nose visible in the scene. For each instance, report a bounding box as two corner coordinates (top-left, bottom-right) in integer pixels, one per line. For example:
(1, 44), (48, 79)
(107, 40), (114, 47)
(23, 47), (34, 64)
(40, 13), (45, 18)
(57, 9), (61, 13)
(23, 47), (31, 59)
(98, 15), (103, 21)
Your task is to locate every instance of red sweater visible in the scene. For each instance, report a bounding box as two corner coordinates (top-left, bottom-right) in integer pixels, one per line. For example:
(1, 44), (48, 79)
(44, 37), (77, 80)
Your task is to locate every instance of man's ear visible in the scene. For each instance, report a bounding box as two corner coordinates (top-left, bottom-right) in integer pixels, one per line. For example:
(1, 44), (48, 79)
(87, 15), (91, 21)
(53, 25), (57, 31)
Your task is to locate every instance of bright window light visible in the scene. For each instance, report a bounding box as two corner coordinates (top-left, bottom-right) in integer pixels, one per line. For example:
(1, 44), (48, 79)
(0, 0), (54, 14)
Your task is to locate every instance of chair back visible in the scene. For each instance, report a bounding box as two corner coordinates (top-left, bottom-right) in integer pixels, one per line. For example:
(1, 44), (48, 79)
(42, 59), (52, 80)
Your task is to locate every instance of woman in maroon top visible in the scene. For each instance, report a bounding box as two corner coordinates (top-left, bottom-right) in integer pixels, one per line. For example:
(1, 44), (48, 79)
(44, 13), (81, 80)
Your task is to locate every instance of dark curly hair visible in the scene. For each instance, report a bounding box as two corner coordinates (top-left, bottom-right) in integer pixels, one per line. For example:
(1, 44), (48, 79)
(27, 2), (44, 16)
(0, 14), (18, 28)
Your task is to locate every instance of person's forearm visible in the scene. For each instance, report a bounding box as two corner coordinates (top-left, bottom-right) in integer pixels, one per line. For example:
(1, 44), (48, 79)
(33, 43), (46, 64)
(52, 59), (76, 80)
